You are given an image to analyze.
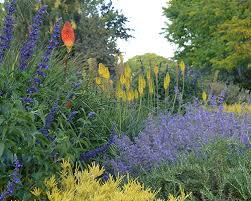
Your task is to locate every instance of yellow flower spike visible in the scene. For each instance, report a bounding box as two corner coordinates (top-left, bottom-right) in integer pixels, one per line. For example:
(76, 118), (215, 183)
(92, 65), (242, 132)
(54, 0), (61, 8)
(116, 85), (123, 99)
(124, 64), (132, 78)
(154, 65), (159, 77)
(122, 91), (127, 102)
(34, 3), (41, 11)
(138, 75), (146, 96)
(125, 78), (131, 90)
(164, 73), (171, 90)
(104, 67), (110, 79)
(180, 60), (186, 77)
(31, 187), (42, 197)
(109, 79), (113, 86)
(148, 79), (154, 95)
(98, 63), (106, 77)
(146, 68), (151, 80)
(134, 89), (139, 100)
(120, 74), (126, 85)
(98, 64), (110, 80)
(202, 91), (207, 102)
(127, 90), (134, 102)
(95, 77), (102, 85)
(70, 20), (77, 30)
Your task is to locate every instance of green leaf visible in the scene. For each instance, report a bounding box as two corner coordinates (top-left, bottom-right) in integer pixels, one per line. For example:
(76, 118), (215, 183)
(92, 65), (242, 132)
(0, 142), (5, 158)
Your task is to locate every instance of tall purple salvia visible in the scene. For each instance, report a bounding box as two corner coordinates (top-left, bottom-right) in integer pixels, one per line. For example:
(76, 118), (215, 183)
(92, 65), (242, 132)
(19, 5), (48, 71)
(22, 18), (62, 104)
(36, 17), (62, 72)
(0, 0), (16, 65)
(30, 17), (62, 92)
(0, 159), (22, 201)
(39, 102), (59, 139)
(80, 126), (116, 162)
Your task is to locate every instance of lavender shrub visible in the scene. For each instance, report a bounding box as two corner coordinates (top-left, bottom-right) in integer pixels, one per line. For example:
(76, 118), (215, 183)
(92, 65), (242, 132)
(108, 99), (251, 175)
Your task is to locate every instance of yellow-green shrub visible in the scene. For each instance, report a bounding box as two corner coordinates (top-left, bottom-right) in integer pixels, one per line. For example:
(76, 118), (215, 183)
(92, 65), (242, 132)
(32, 160), (190, 201)
(223, 103), (251, 114)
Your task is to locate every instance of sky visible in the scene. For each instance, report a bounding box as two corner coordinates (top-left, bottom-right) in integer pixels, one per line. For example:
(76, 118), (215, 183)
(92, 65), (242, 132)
(0, 0), (176, 60)
(113, 0), (176, 60)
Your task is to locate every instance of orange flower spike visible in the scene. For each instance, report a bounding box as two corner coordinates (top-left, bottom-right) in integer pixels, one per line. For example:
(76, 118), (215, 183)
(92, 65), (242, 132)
(65, 101), (73, 109)
(61, 21), (75, 52)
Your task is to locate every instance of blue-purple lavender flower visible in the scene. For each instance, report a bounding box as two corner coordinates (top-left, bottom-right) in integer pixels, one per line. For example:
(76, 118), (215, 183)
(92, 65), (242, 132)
(67, 111), (78, 122)
(26, 85), (38, 95)
(44, 102), (59, 129)
(36, 17), (62, 73)
(87, 111), (96, 119)
(240, 134), (251, 148)
(107, 98), (251, 175)
(39, 102), (59, 139)
(0, 90), (3, 97)
(21, 97), (33, 104)
(73, 82), (81, 89)
(0, 0), (16, 64)
(19, 5), (48, 71)
(80, 128), (116, 162)
(23, 18), (62, 101)
(0, 159), (21, 201)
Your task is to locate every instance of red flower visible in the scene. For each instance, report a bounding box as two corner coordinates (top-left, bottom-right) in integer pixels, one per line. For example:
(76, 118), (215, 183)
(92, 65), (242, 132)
(61, 21), (75, 52)
(65, 101), (73, 109)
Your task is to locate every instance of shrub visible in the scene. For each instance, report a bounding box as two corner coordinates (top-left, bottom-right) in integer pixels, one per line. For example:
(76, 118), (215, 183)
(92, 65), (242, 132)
(0, 2), (116, 199)
(139, 140), (251, 200)
(32, 160), (191, 201)
(106, 99), (251, 175)
(207, 81), (250, 104)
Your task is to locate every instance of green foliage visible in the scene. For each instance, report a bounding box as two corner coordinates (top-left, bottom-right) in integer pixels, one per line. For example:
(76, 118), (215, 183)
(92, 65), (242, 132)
(139, 140), (251, 201)
(206, 81), (250, 104)
(0, 25), (119, 200)
(163, 0), (251, 89)
(126, 53), (175, 73)
(3, 0), (132, 67)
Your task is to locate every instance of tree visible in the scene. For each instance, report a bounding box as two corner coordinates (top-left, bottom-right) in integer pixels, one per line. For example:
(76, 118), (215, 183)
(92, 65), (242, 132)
(163, 0), (251, 89)
(1, 0), (132, 67)
(126, 53), (175, 73)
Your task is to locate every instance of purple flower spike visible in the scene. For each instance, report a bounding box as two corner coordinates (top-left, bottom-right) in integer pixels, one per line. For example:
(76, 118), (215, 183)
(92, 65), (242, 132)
(67, 111), (78, 123)
(0, 0), (16, 64)
(36, 17), (62, 77)
(19, 5), (48, 71)
(39, 102), (59, 140)
(80, 127), (116, 162)
(22, 97), (33, 104)
(26, 85), (38, 95)
(0, 159), (21, 201)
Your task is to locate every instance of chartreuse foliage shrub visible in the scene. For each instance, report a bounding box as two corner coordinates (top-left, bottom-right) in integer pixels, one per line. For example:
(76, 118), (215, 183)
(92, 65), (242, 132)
(32, 160), (191, 201)
(139, 140), (251, 201)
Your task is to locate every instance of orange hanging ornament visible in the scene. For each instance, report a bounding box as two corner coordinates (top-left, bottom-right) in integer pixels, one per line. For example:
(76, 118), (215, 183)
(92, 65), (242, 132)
(61, 21), (75, 52)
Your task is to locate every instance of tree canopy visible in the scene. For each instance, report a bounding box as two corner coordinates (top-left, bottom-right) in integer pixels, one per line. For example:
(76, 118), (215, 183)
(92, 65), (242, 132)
(163, 0), (251, 89)
(1, 0), (132, 67)
(126, 53), (175, 73)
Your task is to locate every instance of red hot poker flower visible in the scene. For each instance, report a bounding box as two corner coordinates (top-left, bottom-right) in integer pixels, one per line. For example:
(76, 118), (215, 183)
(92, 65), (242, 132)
(61, 21), (75, 52)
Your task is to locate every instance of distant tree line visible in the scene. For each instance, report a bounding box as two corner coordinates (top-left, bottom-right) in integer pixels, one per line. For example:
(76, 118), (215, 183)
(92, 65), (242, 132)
(163, 0), (251, 89)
